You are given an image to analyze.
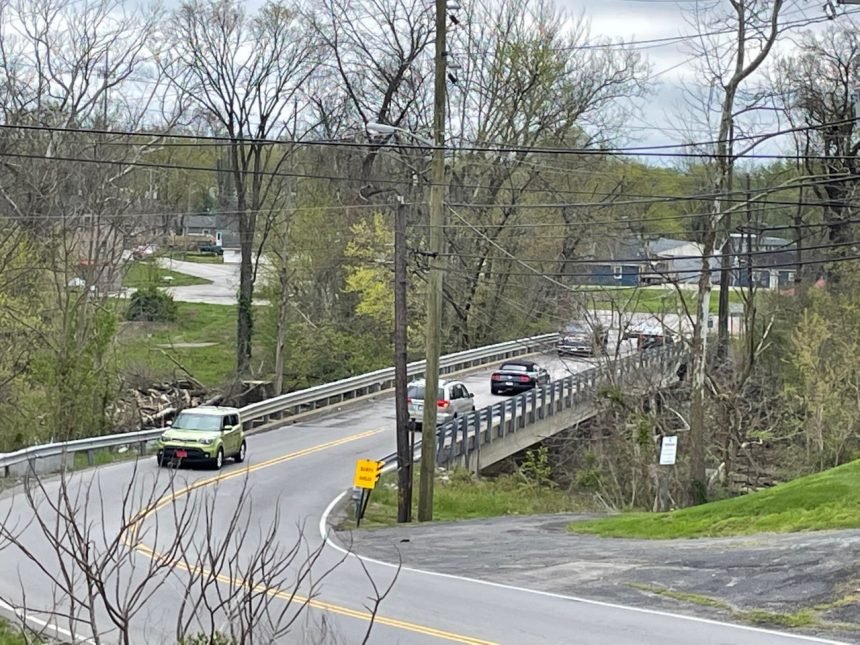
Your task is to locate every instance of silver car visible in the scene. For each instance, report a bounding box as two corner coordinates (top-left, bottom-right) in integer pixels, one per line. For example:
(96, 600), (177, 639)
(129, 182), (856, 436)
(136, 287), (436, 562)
(406, 379), (476, 430)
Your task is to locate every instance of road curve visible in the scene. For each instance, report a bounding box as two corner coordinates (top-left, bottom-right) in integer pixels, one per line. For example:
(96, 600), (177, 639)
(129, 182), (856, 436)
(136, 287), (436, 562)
(0, 354), (847, 644)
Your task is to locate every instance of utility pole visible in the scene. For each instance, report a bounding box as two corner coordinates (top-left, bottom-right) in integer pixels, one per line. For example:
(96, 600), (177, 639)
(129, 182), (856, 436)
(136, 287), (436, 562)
(716, 130), (735, 363)
(394, 194), (412, 523)
(745, 174), (756, 366)
(717, 219), (732, 361)
(418, 0), (448, 522)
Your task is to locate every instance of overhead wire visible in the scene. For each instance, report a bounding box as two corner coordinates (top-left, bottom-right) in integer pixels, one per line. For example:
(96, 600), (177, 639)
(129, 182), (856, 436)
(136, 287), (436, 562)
(0, 147), (852, 207)
(439, 238), (859, 267)
(1, 115), (859, 159)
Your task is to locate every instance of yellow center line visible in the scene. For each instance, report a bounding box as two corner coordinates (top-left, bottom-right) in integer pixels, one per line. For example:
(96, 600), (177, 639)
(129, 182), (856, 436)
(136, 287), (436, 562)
(126, 429), (498, 645)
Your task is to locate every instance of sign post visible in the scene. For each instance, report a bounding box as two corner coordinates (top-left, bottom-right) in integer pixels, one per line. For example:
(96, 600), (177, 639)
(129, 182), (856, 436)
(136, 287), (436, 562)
(353, 459), (384, 527)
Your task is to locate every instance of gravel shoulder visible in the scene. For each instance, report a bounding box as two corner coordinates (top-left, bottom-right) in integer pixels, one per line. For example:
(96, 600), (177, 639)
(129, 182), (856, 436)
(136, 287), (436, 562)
(335, 513), (860, 642)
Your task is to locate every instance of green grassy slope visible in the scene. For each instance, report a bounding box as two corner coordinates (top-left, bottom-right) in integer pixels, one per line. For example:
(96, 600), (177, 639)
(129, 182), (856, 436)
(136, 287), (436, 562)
(570, 460), (860, 538)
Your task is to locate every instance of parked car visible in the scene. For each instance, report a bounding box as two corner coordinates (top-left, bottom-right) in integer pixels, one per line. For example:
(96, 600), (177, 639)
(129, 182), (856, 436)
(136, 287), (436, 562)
(197, 243), (224, 255)
(156, 406), (246, 470)
(490, 360), (550, 395)
(406, 379), (476, 430)
(557, 321), (608, 356)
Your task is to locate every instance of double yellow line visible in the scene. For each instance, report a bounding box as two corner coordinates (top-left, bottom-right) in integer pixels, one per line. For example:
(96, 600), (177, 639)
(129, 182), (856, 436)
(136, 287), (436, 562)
(127, 430), (497, 645)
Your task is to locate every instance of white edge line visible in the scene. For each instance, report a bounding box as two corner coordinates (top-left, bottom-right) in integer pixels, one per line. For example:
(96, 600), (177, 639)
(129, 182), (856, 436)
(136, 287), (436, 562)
(318, 484), (848, 645)
(0, 597), (96, 644)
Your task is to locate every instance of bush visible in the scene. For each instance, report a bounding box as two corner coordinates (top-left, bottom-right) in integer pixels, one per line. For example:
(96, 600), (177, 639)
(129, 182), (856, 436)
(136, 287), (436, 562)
(126, 286), (177, 322)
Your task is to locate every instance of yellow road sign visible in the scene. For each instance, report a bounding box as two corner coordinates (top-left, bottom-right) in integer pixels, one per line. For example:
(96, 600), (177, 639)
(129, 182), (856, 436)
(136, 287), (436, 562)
(354, 458), (383, 489)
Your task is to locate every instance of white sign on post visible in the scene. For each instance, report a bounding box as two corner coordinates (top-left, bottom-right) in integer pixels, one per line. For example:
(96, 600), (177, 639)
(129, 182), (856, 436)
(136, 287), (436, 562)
(659, 435), (678, 465)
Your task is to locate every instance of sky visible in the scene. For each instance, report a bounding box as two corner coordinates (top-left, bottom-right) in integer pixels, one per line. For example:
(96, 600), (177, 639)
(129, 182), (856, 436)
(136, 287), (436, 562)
(557, 0), (856, 163)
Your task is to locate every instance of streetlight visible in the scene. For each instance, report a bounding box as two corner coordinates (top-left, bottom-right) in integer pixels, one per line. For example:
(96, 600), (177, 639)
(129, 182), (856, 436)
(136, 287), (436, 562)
(365, 115), (445, 522)
(364, 123), (431, 524)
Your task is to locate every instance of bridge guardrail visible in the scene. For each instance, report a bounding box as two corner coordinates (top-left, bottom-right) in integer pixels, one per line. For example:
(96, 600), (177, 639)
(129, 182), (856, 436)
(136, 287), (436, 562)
(373, 345), (684, 474)
(0, 333), (559, 477)
(434, 345), (685, 470)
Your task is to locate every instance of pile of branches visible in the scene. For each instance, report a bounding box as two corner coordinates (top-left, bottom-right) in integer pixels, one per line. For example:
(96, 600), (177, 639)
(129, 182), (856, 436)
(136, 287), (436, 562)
(118, 377), (223, 431)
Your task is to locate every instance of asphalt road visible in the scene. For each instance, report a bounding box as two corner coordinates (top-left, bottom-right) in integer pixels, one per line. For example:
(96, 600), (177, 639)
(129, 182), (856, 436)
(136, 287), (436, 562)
(154, 257), (244, 305)
(0, 353), (846, 644)
(342, 515), (860, 643)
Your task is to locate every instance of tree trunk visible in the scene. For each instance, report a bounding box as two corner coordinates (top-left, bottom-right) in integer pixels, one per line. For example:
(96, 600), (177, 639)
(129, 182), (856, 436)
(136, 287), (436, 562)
(274, 266), (289, 394)
(237, 210), (254, 376)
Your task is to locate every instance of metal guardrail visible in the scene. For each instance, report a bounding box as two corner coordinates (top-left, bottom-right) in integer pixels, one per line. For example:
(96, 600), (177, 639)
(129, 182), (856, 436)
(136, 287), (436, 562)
(0, 333), (559, 477)
(373, 345), (685, 473)
(434, 345), (685, 470)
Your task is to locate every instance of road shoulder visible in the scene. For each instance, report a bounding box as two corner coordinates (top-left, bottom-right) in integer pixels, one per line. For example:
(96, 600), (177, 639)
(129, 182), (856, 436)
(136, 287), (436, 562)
(332, 512), (860, 643)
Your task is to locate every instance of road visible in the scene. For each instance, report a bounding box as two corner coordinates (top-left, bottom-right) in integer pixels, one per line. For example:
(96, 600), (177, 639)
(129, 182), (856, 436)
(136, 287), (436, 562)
(0, 354), (845, 644)
(153, 257), (246, 305)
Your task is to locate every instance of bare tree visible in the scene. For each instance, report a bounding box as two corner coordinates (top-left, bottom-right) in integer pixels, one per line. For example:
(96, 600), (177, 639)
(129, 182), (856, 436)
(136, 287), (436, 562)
(772, 24), (860, 277)
(682, 0), (789, 502)
(163, 0), (320, 376)
(441, 0), (649, 348)
(0, 460), (390, 643)
(0, 0), (177, 444)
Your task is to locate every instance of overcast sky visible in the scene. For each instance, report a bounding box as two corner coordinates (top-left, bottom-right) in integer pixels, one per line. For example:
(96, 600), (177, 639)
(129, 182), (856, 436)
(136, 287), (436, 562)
(556, 0), (854, 162)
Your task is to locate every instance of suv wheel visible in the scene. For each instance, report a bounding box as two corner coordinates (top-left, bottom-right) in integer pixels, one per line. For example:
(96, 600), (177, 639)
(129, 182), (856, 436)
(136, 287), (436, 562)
(212, 447), (224, 470)
(235, 440), (246, 463)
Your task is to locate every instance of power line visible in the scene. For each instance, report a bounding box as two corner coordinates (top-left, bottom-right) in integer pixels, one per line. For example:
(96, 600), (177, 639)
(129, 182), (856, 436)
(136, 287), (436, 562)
(440, 236), (855, 267)
(1, 147), (855, 210)
(3, 116), (860, 160)
(439, 251), (859, 280)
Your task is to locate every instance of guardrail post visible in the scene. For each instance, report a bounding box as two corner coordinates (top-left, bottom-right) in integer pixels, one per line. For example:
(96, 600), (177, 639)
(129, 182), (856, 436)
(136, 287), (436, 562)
(540, 386), (547, 420)
(86, 449), (95, 467)
(499, 403), (506, 439)
(138, 441), (147, 457)
(520, 394), (527, 428)
(486, 408), (493, 443)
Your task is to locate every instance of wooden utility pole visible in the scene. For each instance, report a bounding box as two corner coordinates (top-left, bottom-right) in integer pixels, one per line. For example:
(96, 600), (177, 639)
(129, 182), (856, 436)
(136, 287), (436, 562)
(394, 195), (412, 523)
(418, 0), (448, 522)
(716, 125), (735, 363)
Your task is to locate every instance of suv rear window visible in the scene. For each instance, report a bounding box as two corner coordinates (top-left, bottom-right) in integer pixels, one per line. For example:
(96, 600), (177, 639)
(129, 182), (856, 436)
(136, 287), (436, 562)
(407, 385), (444, 400)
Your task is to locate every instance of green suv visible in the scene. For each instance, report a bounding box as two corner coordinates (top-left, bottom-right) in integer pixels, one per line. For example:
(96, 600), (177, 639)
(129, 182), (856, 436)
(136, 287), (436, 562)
(156, 406), (246, 470)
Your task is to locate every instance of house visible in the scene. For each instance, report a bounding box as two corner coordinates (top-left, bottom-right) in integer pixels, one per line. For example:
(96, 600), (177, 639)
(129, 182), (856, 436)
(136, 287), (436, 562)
(71, 216), (126, 294)
(181, 213), (239, 248)
(584, 237), (718, 287)
(723, 234), (794, 289)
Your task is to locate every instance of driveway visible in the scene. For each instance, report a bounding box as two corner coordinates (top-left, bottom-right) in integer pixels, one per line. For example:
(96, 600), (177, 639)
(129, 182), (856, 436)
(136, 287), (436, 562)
(155, 257), (241, 305)
(339, 514), (860, 643)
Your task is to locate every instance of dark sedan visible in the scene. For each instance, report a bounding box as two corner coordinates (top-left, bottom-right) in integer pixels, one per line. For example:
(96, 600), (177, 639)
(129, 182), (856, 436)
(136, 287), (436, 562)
(490, 360), (550, 395)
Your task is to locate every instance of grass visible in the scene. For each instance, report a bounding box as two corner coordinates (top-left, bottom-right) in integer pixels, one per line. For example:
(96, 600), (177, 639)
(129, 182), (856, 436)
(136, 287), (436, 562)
(341, 469), (583, 529)
(114, 302), (245, 387)
(569, 459), (860, 539)
(123, 261), (211, 288)
(628, 583), (819, 629)
(576, 286), (745, 315)
(0, 619), (29, 645)
(71, 444), (156, 470)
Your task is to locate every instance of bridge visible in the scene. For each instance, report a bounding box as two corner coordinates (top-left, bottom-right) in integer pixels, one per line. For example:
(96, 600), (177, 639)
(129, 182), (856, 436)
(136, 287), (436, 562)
(0, 336), (828, 645)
